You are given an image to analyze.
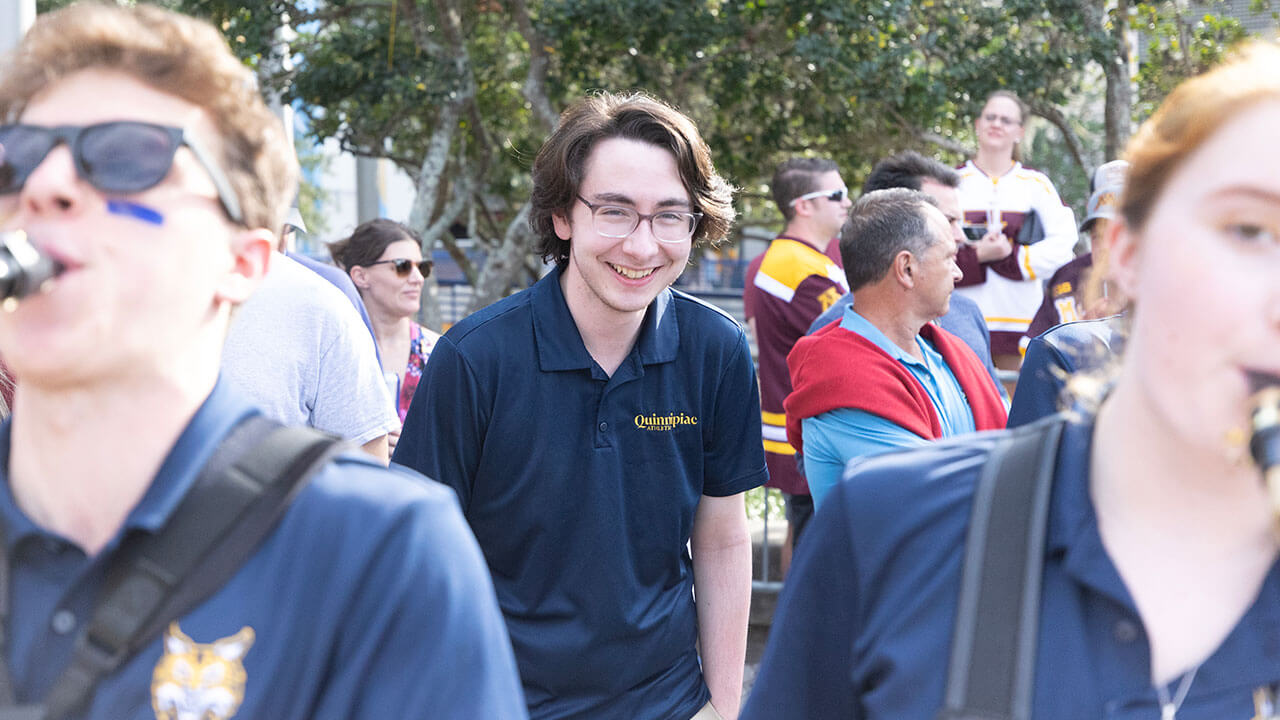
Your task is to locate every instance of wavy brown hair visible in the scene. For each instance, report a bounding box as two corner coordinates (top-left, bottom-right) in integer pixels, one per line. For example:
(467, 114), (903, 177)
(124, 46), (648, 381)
(529, 92), (735, 265)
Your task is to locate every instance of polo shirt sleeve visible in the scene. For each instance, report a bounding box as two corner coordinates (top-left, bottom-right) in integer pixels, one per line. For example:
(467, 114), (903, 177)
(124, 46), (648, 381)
(391, 336), (487, 511)
(740, 478), (863, 719)
(1006, 336), (1071, 428)
(702, 330), (769, 496)
(802, 410), (928, 510)
(308, 463), (526, 719)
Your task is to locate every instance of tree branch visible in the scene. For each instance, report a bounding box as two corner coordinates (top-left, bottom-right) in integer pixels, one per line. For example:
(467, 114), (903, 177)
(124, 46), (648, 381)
(506, 0), (560, 132)
(406, 102), (459, 235)
(388, 0), (448, 57)
(1028, 101), (1089, 176)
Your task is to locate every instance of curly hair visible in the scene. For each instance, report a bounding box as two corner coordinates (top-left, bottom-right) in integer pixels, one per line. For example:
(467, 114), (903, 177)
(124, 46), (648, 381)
(529, 92), (735, 265)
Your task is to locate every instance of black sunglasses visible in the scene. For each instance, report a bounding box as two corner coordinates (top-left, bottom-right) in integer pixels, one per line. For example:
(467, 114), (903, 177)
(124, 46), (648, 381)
(366, 258), (433, 278)
(0, 121), (244, 225)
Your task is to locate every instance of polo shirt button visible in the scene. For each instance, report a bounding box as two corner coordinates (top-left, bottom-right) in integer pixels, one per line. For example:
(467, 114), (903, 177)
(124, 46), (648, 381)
(598, 421), (608, 432)
(1113, 619), (1139, 644)
(51, 609), (77, 635)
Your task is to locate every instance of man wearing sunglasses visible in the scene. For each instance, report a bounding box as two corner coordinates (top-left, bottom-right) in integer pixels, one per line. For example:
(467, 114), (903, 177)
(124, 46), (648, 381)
(394, 93), (766, 720)
(741, 157), (851, 569)
(0, 5), (523, 719)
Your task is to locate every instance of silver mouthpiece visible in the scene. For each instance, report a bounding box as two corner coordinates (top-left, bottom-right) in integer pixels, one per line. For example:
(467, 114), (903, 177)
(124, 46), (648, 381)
(0, 230), (63, 302)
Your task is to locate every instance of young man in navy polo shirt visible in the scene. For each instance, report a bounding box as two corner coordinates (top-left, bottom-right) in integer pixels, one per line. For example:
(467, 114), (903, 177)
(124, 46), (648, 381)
(394, 93), (768, 720)
(0, 5), (524, 718)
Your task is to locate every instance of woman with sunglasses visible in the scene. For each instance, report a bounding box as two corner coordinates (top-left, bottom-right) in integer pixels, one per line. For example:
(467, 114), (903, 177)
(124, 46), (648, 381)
(955, 90), (1078, 377)
(330, 219), (440, 446)
(744, 43), (1280, 719)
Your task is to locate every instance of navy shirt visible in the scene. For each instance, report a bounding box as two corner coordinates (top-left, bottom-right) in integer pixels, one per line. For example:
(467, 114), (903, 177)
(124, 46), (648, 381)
(743, 418), (1280, 719)
(1007, 315), (1125, 427)
(0, 381), (526, 720)
(393, 265), (768, 720)
(809, 291), (1005, 398)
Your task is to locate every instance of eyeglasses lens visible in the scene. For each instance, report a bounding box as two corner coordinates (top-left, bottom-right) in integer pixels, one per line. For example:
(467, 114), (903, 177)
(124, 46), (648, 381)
(0, 123), (179, 196)
(592, 208), (696, 243)
(82, 123), (177, 193)
(0, 126), (51, 193)
(390, 259), (433, 278)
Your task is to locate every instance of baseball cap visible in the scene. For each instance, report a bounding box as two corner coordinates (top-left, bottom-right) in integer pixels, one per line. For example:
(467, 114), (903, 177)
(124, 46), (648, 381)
(1080, 160), (1128, 232)
(284, 206), (308, 234)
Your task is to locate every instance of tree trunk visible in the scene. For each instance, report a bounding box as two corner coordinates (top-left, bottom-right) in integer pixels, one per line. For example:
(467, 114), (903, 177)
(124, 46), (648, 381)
(1102, 0), (1133, 160)
(470, 203), (535, 312)
(406, 102), (458, 331)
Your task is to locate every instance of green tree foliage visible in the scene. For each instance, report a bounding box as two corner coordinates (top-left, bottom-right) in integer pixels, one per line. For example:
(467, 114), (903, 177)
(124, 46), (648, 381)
(30, 0), (1272, 302)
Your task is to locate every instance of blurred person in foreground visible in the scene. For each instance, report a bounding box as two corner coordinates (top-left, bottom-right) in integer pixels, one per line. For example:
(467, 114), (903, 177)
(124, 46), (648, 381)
(0, 4), (524, 717)
(744, 42), (1280, 719)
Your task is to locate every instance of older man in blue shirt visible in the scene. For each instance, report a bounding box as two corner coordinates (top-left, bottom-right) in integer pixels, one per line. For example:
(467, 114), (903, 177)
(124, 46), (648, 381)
(784, 189), (1006, 508)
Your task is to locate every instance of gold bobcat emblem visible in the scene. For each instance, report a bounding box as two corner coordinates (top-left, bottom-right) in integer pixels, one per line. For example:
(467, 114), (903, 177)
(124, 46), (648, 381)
(151, 622), (255, 720)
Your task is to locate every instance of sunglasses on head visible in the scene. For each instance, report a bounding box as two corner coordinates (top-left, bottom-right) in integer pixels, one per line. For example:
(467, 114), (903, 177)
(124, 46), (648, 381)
(790, 187), (848, 206)
(0, 121), (244, 225)
(366, 258), (433, 278)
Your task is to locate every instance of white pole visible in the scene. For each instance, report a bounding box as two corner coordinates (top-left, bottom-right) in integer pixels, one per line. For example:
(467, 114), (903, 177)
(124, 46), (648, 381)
(0, 0), (36, 55)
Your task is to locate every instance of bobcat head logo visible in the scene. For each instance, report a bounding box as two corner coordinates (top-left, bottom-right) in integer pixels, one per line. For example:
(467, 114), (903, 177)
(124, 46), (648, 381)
(151, 622), (255, 720)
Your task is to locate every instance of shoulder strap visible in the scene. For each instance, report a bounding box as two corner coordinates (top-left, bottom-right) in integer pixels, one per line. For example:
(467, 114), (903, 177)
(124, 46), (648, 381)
(7, 415), (343, 720)
(939, 415), (1065, 720)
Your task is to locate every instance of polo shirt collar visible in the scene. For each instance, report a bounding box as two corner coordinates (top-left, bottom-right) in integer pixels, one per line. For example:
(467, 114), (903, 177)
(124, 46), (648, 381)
(1045, 413), (1280, 692)
(0, 379), (258, 551)
(840, 307), (926, 369)
(532, 263), (680, 373)
(1046, 415), (1135, 608)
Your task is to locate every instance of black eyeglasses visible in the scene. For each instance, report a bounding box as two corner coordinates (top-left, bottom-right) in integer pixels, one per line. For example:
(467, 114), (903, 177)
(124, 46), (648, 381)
(0, 121), (244, 225)
(789, 187), (848, 206)
(365, 258), (433, 278)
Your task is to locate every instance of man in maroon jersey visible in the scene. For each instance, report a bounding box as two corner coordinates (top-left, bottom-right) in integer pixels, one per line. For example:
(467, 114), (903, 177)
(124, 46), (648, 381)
(742, 158), (850, 567)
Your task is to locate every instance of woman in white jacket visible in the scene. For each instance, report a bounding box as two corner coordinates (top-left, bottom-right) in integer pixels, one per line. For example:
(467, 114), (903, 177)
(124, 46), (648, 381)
(955, 90), (1077, 372)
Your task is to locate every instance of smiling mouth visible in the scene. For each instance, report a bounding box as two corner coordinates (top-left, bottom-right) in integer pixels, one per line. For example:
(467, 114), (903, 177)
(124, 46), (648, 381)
(608, 263), (656, 280)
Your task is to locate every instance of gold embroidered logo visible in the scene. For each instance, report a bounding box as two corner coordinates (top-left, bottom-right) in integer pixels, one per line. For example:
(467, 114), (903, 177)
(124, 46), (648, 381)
(634, 412), (699, 431)
(152, 622), (255, 720)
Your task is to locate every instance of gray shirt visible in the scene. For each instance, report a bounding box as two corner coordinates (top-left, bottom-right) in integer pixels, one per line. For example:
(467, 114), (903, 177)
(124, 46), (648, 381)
(223, 253), (398, 443)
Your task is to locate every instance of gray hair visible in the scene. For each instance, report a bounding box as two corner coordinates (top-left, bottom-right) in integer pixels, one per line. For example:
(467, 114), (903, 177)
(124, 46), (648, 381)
(840, 188), (940, 291)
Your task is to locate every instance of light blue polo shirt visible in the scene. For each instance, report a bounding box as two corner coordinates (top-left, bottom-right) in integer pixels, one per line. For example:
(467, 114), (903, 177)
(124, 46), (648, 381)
(802, 306), (976, 509)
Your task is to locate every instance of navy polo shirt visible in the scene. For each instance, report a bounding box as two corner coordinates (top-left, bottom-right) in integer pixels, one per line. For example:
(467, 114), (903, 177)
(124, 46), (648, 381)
(1007, 315), (1126, 427)
(393, 265), (768, 720)
(743, 417), (1280, 719)
(0, 380), (526, 720)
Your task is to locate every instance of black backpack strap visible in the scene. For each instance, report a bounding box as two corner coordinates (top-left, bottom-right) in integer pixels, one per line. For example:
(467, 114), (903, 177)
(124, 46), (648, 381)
(22, 415), (343, 720)
(939, 415), (1065, 720)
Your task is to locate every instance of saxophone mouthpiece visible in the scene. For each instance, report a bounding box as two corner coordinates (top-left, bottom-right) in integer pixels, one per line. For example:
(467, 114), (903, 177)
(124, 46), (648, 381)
(1247, 371), (1280, 522)
(0, 230), (63, 308)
